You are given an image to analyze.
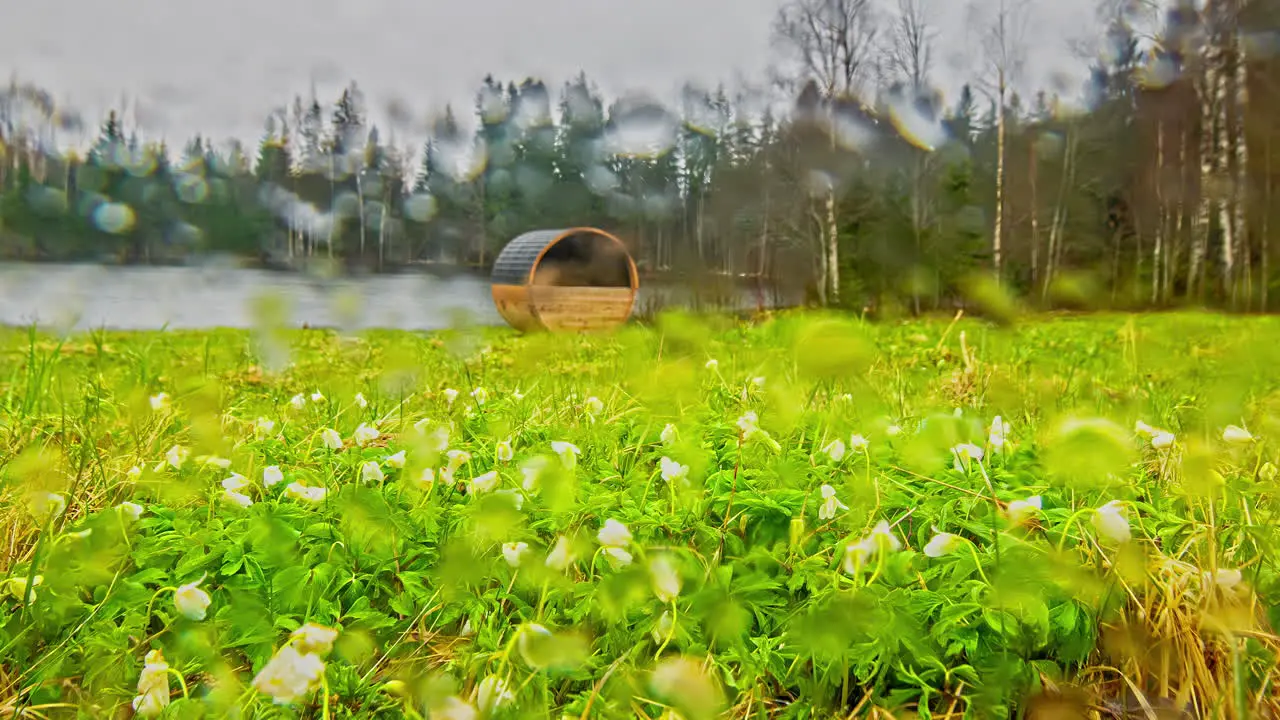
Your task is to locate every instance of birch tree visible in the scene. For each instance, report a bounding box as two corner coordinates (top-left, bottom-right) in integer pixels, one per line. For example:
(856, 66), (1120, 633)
(886, 0), (938, 312)
(772, 0), (879, 305)
(969, 0), (1031, 280)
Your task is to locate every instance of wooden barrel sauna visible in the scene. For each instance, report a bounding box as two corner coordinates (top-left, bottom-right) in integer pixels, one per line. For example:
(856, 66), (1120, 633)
(490, 227), (639, 332)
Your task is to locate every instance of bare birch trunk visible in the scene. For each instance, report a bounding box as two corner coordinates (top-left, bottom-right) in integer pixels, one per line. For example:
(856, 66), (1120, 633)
(1153, 120), (1165, 304)
(1265, 132), (1272, 311)
(1217, 56), (1235, 305)
(327, 154), (335, 259)
(826, 190), (840, 304)
(811, 199), (828, 306)
(1030, 140), (1039, 291)
(1231, 22), (1249, 307)
(1192, 46), (1218, 301)
(1043, 123), (1076, 299)
(993, 67), (1007, 279)
(356, 170), (367, 265)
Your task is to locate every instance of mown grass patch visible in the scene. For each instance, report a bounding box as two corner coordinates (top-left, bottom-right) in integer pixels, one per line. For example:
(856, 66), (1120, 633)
(1, 311), (1278, 718)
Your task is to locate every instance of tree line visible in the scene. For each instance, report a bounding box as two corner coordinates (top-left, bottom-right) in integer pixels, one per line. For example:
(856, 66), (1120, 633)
(0, 0), (1278, 312)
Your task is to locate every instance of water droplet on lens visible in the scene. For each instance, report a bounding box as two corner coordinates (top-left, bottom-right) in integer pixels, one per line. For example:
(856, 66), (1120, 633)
(92, 203), (136, 234)
(403, 194), (438, 222)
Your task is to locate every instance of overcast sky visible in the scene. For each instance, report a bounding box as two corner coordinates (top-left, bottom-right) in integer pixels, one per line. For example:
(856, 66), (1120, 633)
(1, 0), (1113, 149)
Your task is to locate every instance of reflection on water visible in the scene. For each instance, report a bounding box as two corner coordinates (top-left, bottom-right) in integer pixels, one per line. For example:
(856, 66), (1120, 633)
(0, 263), (788, 331)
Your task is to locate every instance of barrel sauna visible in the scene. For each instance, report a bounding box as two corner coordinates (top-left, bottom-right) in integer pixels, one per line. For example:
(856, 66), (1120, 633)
(490, 227), (639, 332)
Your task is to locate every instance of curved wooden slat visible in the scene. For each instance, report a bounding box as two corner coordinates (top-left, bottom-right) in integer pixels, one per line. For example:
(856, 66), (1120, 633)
(489, 227), (639, 333)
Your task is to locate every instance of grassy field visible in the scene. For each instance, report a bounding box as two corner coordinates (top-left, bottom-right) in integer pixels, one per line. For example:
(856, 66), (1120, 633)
(1, 311), (1279, 719)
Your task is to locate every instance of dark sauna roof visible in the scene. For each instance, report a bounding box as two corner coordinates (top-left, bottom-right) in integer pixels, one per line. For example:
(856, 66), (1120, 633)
(493, 228), (624, 286)
(490, 229), (564, 285)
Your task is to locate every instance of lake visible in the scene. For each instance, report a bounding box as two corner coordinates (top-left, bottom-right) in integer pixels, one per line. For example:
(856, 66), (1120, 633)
(0, 263), (793, 331)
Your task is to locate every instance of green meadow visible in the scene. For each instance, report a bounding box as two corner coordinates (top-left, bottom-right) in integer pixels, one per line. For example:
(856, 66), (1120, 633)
(1, 311), (1278, 718)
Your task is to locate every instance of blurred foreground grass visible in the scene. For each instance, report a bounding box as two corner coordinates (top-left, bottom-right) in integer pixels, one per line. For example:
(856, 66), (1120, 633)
(1, 310), (1279, 718)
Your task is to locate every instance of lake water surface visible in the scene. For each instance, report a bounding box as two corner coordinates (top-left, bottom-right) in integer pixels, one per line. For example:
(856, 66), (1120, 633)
(0, 263), (785, 331)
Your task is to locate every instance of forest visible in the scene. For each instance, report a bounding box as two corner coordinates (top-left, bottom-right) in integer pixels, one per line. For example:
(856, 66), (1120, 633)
(1, 0), (1278, 312)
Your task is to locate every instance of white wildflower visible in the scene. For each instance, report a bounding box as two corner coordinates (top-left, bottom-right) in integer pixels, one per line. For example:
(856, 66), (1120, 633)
(818, 484), (848, 521)
(651, 610), (674, 644)
(290, 623), (339, 656)
(385, 450), (406, 469)
(495, 489), (524, 510)
(1092, 500), (1131, 544)
(251, 644), (325, 705)
(661, 423), (678, 446)
(353, 422), (380, 447)
(602, 546), (633, 568)
(425, 425), (450, 453)
(4, 575), (42, 603)
(254, 417), (276, 438)
(659, 456), (689, 483)
(360, 461), (385, 484)
(475, 675), (514, 715)
(551, 441), (581, 469)
(174, 576), (211, 620)
(495, 440), (514, 463)
(822, 439), (846, 462)
(131, 649), (171, 717)
(433, 697), (477, 720)
(546, 535), (574, 571)
(923, 531), (962, 558)
(447, 449), (472, 472)
(285, 482), (327, 503)
(1223, 425), (1254, 445)
(165, 445), (188, 469)
(1210, 568), (1244, 590)
(841, 520), (902, 573)
(28, 491), (66, 524)
(521, 456), (547, 492)
(1005, 495), (1042, 525)
(262, 466), (285, 488)
(222, 489), (253, 508)
(597, 519), (632, 547)
(354, 392), (368, 408)
(649, 555), (681, 602)
(200, 455), (232, 469)
(502, 541), (530, 568)
(951, 443), (984, 471)
(149, 393), (169, 411)
(989, 416), (1008, 451)
(320, 428), (343, 450)
(471, 471), (499, 494)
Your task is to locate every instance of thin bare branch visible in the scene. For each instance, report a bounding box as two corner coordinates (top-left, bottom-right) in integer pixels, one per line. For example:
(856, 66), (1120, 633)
(772, 0), (880, 99)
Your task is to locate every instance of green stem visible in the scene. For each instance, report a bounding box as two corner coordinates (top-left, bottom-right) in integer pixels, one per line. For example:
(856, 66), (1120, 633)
(322, 671), (332, 720)
(143, 586), (178, 627)
(653, 601), (678, 659)
(19, 518), (53, 621)
(534, 578), (551, 621)
(167, 667), (190, 699)
(864, 545), (889, 587)
(1056, 507), (1098, 553)
(964, 541), (991, 585)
